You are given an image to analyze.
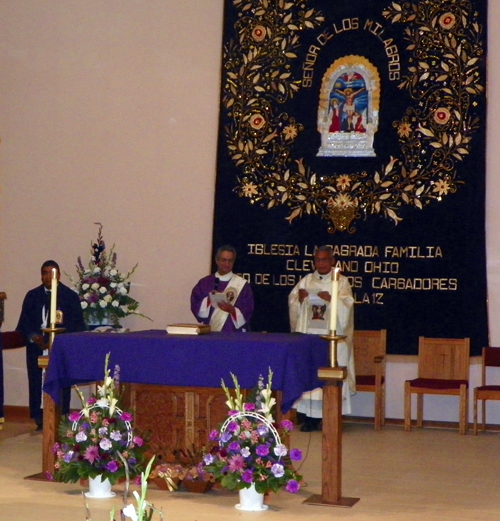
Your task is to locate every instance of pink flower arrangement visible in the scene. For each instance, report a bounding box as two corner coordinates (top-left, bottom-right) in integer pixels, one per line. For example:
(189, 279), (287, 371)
(203, 370), (303, 495)
(51, 353), (148, 485)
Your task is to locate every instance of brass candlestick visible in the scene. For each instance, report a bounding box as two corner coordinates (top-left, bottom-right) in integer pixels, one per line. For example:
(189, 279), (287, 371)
(318, 330), (347, 380)
(39, 325), (65, 369)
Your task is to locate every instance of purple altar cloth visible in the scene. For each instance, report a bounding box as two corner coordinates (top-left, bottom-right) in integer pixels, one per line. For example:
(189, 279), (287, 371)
(44, 329), (328, 413)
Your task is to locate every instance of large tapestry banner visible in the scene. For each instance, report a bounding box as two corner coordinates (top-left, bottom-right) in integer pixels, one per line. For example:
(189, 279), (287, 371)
(213, 0), (488, 355)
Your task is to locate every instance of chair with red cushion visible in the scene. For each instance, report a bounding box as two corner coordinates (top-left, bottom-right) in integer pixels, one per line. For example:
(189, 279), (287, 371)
(404, 337), (470, 435)
(353, 329), (387, 430)
(473, 346), (500, 435)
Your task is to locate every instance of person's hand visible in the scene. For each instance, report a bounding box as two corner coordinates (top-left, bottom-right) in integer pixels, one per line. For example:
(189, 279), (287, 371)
(318, 291), (331, 302)
(218, 301), (235, 315)
(32, 334), (44, 345)
(298, 289), (309, 303)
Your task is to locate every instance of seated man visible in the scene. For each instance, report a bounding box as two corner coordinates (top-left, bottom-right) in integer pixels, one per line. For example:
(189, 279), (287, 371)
(288, 245), (355, 431)
(191, 245), (254, 332)
(16, 260), (86, 431)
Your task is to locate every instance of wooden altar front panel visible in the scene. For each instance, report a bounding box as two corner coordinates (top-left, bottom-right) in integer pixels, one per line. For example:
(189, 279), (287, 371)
(131, 384), (286, 453)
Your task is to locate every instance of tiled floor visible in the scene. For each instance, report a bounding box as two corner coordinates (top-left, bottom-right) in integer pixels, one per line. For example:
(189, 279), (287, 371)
(1, 421), (500, 520)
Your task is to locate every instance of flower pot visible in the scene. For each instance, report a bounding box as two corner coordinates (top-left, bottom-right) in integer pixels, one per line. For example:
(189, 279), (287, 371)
(236, 483), (268, 511)
(182, 480), (214, 494)
(85, 475), (116, 498)
(150, 477), (181, 491)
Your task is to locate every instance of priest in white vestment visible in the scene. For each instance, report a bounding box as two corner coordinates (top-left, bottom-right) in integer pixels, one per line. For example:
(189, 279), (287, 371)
(288, 245), (355, 431)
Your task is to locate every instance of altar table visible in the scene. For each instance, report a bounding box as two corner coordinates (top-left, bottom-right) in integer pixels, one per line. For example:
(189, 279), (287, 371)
(45, 329), (328, 411)
(44, 329), (328, 452)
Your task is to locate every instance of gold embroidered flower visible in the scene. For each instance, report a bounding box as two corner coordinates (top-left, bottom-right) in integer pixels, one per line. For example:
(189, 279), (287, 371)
(432, 179), (450, 196)
(329, 194), (356, 209)
(251, 25), (267, 43)
(433, 107), (451, 125)
(336, 175), (351, 191)
(249, 113), (266, 130)
(242, 182), (259, 197)
(397, 121), (412, 138)
(439, 13), (456, 31)
(282, 125), (298, 141)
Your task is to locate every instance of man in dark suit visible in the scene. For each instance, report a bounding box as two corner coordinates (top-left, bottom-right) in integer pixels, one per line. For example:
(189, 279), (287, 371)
(16, 260), (86, 431)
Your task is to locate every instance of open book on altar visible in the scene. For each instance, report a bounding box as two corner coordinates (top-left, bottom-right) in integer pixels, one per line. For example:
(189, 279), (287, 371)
(166, 323), (211, 335)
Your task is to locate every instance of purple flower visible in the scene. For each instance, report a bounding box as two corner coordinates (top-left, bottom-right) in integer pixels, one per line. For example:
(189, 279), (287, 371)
(271, 463), (285, 478)
(290, 448), (302, 461)
(228, 441), (240, 451)
(220, 431), (232, 443)
(120, 412), (133, 422)
(257, 424), (269, 436)
(133, 436), (143, 446)
(106, 460), (119, 473)
(203, 454), (215, 465)
(256, 444), (269, 457)
(87, 398), (97, 405)
(244, 403), (255, 411)
(285, 479), (300, 493)
(242, 470), (253, 483)
(280, 419), (293, 431)
(63, 451), (75, 463)
(209, 429), (219, 441)
(227, 421), (239, 433)
(68, 411), (83, 422)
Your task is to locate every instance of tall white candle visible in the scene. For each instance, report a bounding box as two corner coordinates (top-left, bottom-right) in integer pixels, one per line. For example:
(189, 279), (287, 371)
(50, 268), (58, 325)
(329, 267), (340, 333)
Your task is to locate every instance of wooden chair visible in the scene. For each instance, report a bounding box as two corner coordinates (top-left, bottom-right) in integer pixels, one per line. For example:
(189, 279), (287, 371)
(473, 347), (500, 435)
(353, 329), (387, 430)
(404, 337), (470, 435)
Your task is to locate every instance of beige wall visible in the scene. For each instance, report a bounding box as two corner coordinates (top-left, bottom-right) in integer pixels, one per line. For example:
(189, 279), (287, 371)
(1, 1), (499, 423)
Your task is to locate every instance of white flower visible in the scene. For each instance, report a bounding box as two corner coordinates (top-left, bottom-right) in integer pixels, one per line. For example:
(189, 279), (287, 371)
(241, 447), (251, 457)
(96, 397), (110, 407)
(99, 286), (107, 294)
(110, 430), (122, 441)
(99, 438), (112, 450)
(110, 282), (117, 288)
(82, 283), (90, 290)
(93, 267), (101, 274)
(90, 302), (97, 308)
(83, 292), (90, 299)
(119, 286), (128, 295)
(110, 269), (118, 276)
(112, 300), (120, 307)
(99, 300), (108, 308)
(75, 431), (87, 443)
(104, 294), (112, 302)
(122, 504), (138, 521)
(91, 283), (99, 290)
(273, 444), (288, 457)
(81, 302), (88, 309)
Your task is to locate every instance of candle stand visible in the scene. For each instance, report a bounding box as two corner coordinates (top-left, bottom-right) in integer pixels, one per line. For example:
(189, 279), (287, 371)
(303, 330), (360, 508)
(25, 325), (65, 481)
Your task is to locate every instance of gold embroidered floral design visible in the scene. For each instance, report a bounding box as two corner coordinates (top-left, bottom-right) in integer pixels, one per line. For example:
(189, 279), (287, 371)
(223, 0), (484, 232)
